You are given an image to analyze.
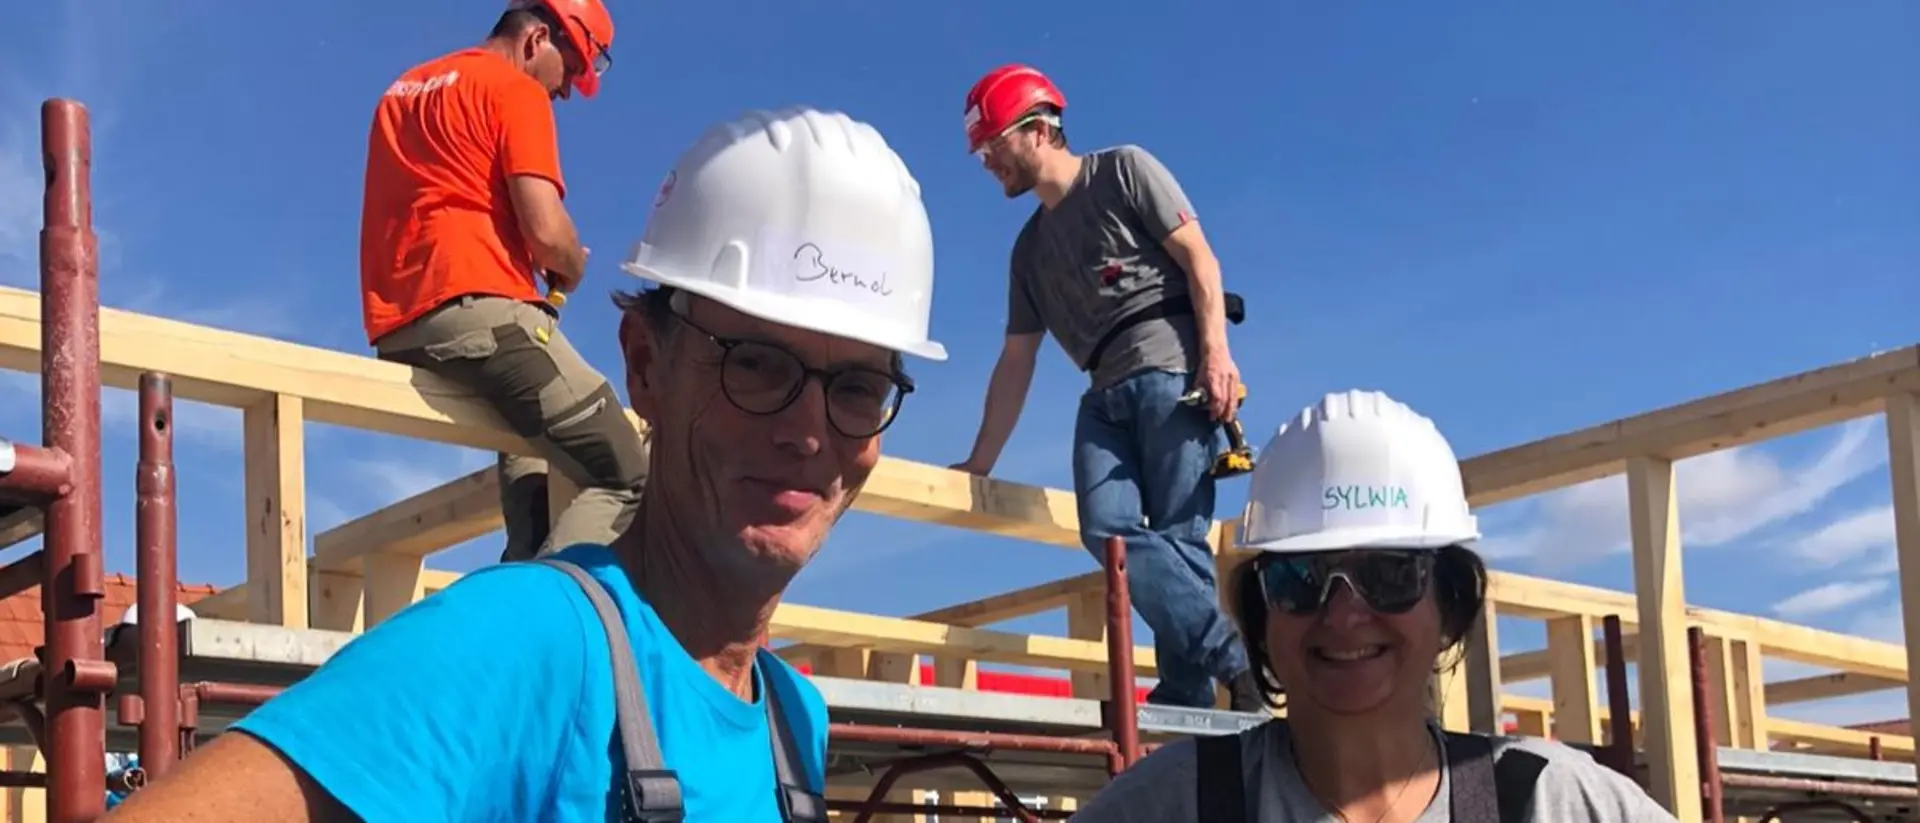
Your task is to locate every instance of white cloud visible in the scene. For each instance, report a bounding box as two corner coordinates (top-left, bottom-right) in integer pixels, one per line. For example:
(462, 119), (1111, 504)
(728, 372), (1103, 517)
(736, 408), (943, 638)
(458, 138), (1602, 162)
(346, 445), (496, 504)
(1846, 600), (1907, 647)
(1, 370), (246, 452)
(1477, 417), (1885, 568)
(1769, 578), (1890, 619)
(1782, 503), (1896, 571)
(0, 116), (35, 285)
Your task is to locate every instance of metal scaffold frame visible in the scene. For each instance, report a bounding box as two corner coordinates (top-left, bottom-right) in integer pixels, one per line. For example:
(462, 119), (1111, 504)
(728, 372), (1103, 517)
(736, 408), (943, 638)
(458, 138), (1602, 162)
(1, 96), (1919, 822)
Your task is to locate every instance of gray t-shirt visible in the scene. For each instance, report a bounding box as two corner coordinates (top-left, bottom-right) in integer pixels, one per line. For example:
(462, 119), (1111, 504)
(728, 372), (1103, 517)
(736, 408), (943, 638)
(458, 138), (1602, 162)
(1070, 721), (1676, 822)
(1006, 145), (1206, 391)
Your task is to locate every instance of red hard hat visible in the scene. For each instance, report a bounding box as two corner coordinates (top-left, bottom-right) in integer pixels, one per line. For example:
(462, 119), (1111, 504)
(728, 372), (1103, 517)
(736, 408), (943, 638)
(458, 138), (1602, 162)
(511, 0), (615, 98)
(963, 64), (1066, 153)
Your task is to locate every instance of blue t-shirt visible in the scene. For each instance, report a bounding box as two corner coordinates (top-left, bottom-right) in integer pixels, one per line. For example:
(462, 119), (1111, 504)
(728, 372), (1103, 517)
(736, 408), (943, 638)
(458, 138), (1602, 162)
(231, 544), (829, 822)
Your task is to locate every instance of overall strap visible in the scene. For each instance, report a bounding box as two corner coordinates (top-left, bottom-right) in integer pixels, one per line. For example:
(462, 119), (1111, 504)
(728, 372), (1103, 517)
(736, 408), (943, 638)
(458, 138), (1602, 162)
(1194, 731), (1248, 823)
(760, 660), (829, 822)
(535, 559), (685, 823)
(1443, 731), (1549, 823)
(1444, 731), (1499, 822)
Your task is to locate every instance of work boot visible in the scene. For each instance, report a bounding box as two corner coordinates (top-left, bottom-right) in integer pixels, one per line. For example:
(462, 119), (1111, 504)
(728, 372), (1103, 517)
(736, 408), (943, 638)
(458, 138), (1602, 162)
(1228, 670), (1267, 714)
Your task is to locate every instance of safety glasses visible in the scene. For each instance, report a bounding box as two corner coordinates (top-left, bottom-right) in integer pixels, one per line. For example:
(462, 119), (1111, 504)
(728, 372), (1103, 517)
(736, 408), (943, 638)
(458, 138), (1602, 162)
(972, 111), (1060, 159)
(551, 16), (612, 82)
(1256, 550), (1435, 616)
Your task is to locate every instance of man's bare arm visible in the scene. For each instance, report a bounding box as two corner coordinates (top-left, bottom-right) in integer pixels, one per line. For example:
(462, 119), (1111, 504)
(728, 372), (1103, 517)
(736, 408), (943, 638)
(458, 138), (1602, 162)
(508, 174), (589, 291)
(958, 332), (1044, 472)
(102, 732), (355, 822)
(1161, 221), (1230, 361)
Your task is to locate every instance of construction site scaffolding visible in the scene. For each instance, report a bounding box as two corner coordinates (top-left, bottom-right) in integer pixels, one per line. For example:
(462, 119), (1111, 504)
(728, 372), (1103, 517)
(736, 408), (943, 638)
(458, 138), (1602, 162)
(0, 97), (1918, 822)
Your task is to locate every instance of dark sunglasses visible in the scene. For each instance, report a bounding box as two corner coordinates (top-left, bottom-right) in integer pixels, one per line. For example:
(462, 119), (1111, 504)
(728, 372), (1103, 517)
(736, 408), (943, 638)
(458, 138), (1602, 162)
(1257, 550), (1435, 616)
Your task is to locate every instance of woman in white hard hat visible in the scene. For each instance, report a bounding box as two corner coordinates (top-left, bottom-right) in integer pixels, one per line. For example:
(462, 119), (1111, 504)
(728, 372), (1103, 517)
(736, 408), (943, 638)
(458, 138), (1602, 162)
(1073, 390), (1675, 822)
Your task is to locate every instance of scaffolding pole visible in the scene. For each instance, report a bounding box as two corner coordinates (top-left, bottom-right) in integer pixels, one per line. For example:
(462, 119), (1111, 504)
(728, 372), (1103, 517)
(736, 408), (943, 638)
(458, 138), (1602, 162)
(0, 97), (110, 823)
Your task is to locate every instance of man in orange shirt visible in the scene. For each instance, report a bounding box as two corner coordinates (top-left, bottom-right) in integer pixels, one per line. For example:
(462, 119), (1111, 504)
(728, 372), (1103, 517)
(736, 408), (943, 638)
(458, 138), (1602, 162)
(359, 0), (646, 562)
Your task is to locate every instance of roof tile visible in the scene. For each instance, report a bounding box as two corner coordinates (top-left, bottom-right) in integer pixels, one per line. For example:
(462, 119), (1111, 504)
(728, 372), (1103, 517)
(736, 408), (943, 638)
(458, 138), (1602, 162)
(0, 575), (218, 663)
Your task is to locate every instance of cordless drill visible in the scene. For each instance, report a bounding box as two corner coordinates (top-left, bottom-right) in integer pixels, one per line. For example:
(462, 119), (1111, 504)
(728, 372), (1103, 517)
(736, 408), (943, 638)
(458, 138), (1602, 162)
(1180, 383), (1256, 478)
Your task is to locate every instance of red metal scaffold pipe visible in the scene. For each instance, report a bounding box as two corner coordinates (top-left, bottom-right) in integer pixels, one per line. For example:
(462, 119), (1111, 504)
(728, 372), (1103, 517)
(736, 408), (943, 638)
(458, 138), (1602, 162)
(135, 373), (181, 780)
(3, 96), (111, 823)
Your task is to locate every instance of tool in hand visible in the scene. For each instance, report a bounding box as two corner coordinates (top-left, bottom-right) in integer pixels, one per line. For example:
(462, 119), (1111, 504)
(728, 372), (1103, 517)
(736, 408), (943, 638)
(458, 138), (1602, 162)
(534, 246), (587, 343)
(535, 272), (569, 344)
(1180, 383), (1256, 478)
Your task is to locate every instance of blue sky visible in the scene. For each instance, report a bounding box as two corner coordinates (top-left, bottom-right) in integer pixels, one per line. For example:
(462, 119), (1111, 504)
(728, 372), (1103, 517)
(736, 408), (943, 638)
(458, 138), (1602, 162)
(1, 2), (1915, 726)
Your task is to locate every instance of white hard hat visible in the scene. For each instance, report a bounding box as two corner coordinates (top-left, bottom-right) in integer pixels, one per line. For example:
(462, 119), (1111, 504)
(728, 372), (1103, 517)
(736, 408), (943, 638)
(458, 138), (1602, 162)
(118, 602), (196, 626)
(1238, 389), (1480, 554)
(620, 107), (948, 362)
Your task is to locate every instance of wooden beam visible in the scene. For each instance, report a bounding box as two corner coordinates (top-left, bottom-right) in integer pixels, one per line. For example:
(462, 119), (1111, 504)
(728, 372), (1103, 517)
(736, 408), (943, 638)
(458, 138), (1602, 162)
(768, 602), (1158, 676)
(0, 288), (1091, 550)
(1705, 636), (1767, 750)
(1767, 716), (1913, 760)
(779, 571), (1105, 664)
(1545, 615), (1601, 744)
(1886, 392), (1920, 756)
(1066, 590), (1108, 699)
(309, 468), (502, 574)
(242, 394), (307, 628)
(196, 567), (464, 622)
(0, 286), (522, 453)
(1626, 456), (1700, 823)
(1765, 671), (1902, 704)
(1464, 596), (1502, 733)
(0, 507), (41, 550)
(1459, 346), (1920, 507)
(1491, 567), (1910, 686)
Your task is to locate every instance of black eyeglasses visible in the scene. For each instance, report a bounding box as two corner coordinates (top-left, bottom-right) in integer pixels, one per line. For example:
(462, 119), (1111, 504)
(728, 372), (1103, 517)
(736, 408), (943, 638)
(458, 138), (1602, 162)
(672, 310), (913, 439)
(1257, 550), (1435, 616)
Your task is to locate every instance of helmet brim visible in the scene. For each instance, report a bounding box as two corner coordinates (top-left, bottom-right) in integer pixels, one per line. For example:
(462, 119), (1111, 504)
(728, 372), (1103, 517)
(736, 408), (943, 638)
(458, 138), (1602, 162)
(621, 262), (949, 362)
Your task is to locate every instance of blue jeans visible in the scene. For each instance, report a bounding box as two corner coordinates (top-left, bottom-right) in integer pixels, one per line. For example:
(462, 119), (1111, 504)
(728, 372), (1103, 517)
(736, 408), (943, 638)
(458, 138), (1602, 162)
(1073, 369), (1250, 708)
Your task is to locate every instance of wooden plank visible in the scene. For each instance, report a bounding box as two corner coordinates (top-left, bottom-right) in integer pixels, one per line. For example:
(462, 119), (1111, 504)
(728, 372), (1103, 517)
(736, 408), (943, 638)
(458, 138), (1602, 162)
(309, 468), (502, 573)
(1545, 615), (1601, 744)
(1731, 638), (1768, 750)
(0, 507), (41, 550)
(1766, 716), (1913, 760)
(1765, 671), (1902, 704)
(1464, 597), (1502, 734)
(363, 554), (425, 627)
(242, 394), (307, 629)
(195, 568), (463, 623)
(0, 288), (1089, 551)
(768, 602), (1158, 675)
(1626, 456), (1700, 823)
(779, 571), (1104, 665)
(1066, 591), (1108, 700)
(0, 287), (521, 453)
(1492, 567), (1910, 686)
(1886, 391), (1920, 759)
(1460, 346), (1920, 507)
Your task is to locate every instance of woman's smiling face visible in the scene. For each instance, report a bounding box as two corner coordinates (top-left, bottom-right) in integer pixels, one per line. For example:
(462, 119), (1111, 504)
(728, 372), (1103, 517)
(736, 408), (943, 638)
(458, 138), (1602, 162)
(1262, 550), (1446, 719)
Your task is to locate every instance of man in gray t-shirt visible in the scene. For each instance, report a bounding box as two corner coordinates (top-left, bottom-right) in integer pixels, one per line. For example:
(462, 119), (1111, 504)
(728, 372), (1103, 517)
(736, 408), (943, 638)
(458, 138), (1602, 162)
(950, 64), (1259, 711)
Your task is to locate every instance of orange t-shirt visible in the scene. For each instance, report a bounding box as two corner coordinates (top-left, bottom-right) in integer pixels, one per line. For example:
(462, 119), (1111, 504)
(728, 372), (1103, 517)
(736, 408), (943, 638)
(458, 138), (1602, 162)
(359, 48), (566, 344)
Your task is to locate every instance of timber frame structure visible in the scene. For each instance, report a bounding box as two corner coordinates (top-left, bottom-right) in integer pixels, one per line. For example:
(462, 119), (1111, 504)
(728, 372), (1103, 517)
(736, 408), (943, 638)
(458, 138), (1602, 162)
(0, 98), (1918, 822)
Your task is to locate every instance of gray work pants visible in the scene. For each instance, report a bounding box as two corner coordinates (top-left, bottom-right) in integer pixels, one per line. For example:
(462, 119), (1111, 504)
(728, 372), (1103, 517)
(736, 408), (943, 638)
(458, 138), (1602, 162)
(375, 294), (649, 562)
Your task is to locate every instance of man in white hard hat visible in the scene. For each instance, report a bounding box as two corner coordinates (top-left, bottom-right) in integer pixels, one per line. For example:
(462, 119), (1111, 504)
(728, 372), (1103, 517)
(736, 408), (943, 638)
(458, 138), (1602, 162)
(104, 107), (945, 823)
